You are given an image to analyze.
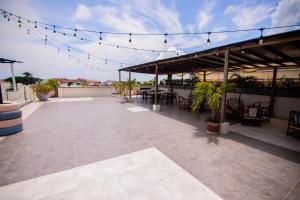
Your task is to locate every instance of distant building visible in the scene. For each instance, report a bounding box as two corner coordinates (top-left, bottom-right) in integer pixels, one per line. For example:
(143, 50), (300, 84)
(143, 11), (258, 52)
(53, 78), (102, 87)
(102, 80), (117, 86)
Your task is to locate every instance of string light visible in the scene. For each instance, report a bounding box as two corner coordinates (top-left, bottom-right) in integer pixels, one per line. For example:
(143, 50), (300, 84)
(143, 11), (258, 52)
(68, 46), (70, 52)
(44, 35), (47, 45)
(88, 54), (90, 59)
(99, 32), (102, 45)
(27, 29), (30, 35)
(259, 28), (264, 45)
(17, 21), (119, 73)
(206, 32), (211, 45)
(3, 11), (6, 18)
(53, 25), (56, 33)
(129, 33), (132, 43)
(105, 59), (108, 64)
(164, 33), (168, 44)
(73, 29), (77, 37)
(17, 16), (21, 28)
(34, 21), (37, 28)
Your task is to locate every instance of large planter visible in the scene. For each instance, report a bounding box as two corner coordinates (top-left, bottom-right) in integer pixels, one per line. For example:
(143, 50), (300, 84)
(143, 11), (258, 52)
(0, 103), (23, 136)
(207, 122), (220, 134)
(37, 92), (50, 101)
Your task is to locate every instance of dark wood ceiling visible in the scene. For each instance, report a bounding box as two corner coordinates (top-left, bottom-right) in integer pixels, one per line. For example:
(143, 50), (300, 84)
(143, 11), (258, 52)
(120, 30), (300, 74)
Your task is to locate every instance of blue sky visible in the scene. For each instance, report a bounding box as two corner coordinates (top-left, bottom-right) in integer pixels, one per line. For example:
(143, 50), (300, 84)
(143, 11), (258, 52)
(0, 0), (299, 81)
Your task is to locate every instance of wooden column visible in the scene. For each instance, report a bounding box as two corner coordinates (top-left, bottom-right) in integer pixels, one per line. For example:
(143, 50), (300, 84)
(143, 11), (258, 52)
(155, 64), (159, 105)
(129, 71), (131, 99)
(269, 66), (277, 116)
(203, 71), (207, 82)
(220, 49), (230, 123)
(168, 74), (173, 92)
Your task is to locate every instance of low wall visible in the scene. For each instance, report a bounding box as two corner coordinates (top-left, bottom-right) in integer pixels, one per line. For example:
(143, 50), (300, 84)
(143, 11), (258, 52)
(172, 88), (300, 119)
(58, 87), (116, 98)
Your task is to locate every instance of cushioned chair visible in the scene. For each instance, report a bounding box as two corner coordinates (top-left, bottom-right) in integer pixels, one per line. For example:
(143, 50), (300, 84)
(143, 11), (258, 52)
(240, 105), (263, 127)
(287, 111), (300, 136)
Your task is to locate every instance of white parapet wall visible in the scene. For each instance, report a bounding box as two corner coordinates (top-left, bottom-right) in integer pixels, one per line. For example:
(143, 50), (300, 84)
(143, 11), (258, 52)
(58, 87), (116, 98)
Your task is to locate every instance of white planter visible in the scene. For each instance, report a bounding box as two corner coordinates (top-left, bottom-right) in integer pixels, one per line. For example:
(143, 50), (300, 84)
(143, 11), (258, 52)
(153, 104), (161, 111)
(220, 122), (230, 134)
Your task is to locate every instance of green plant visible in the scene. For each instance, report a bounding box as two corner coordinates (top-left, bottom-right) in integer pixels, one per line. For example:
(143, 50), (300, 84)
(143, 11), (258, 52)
(45, 79), (60, 90)
(81, 81), (88, 87)
(229, 73), (259, 88)
(32, 83), (53, 94)
(192, 82), (234, 122)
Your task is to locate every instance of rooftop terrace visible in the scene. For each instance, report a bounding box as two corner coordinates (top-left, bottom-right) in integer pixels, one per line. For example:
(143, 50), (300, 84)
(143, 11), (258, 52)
(0, 96), (299, 199)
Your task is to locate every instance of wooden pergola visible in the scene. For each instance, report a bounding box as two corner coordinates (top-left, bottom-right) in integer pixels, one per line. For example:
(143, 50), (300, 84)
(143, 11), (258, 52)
(0, 58), (23, 104)
(119, 30), (300, 120)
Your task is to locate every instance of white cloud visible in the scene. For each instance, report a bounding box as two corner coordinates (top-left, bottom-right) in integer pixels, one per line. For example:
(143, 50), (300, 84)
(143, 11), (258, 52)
(225, 2), (275, 29)
(196, 1), (215, 31)
(270, 0), (300, 33)
(72, 4), (92, 21)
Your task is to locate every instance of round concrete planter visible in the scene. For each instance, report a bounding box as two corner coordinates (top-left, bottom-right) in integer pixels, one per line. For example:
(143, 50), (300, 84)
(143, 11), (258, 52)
(0, 110), (22, 120)
(0, 124), (23, 136)
(0, 103), (20, 112)
(0, 103), (23, 136)
(206, 122), (220, 134)
(37, 92), (50, 101)
(0, 118), (22, 128)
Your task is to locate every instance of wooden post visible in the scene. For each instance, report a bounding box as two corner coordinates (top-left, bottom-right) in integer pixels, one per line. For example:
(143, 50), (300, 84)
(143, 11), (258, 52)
(168, 74), (173, 92)
(129, 71), (131, 99)
(269, 66), (277, 117)
(155, 64), (158, 105)
(181, 73), (184, 85)
(220, 49), (230, 123)
(203, 71), (207, 82)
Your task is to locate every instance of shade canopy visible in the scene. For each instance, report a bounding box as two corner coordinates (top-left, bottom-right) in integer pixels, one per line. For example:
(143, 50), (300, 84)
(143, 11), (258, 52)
(120, 30), (300, 74)
(0, 58), (23, 64)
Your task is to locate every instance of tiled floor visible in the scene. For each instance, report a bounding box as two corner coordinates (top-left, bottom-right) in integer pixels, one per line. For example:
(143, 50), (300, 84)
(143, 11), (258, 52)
(0, 148), (223, 200)
(0, 96), (300, 200)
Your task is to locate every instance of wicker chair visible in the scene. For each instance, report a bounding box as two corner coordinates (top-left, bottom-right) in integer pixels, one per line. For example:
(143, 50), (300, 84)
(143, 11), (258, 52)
(226, 98), (244, 120)
(240, 105), (263, 126)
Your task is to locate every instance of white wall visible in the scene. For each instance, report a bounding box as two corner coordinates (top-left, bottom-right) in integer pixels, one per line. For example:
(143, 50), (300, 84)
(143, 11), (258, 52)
(58, 87), (116, 98)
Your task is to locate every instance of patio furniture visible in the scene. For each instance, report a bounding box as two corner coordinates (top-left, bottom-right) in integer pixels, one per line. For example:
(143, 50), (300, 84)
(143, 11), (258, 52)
(287, 110), (300, 135)
(240, 104), (263, 126)
(166, 91), (176, 103)
(226, 98), (244, 120)
(176, 94), (192, 110)
(253, 101), (271, 121)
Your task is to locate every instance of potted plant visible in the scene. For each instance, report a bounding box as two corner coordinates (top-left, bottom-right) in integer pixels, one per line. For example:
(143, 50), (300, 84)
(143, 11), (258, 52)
(45, 79), (60, 97)
(192, 82), (234, 134)
(32, 83), (53, 101)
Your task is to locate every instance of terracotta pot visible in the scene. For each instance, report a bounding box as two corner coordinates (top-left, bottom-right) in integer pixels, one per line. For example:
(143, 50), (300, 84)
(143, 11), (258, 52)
(37, 92), (50, 101)
(207, 122), (220, 134)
